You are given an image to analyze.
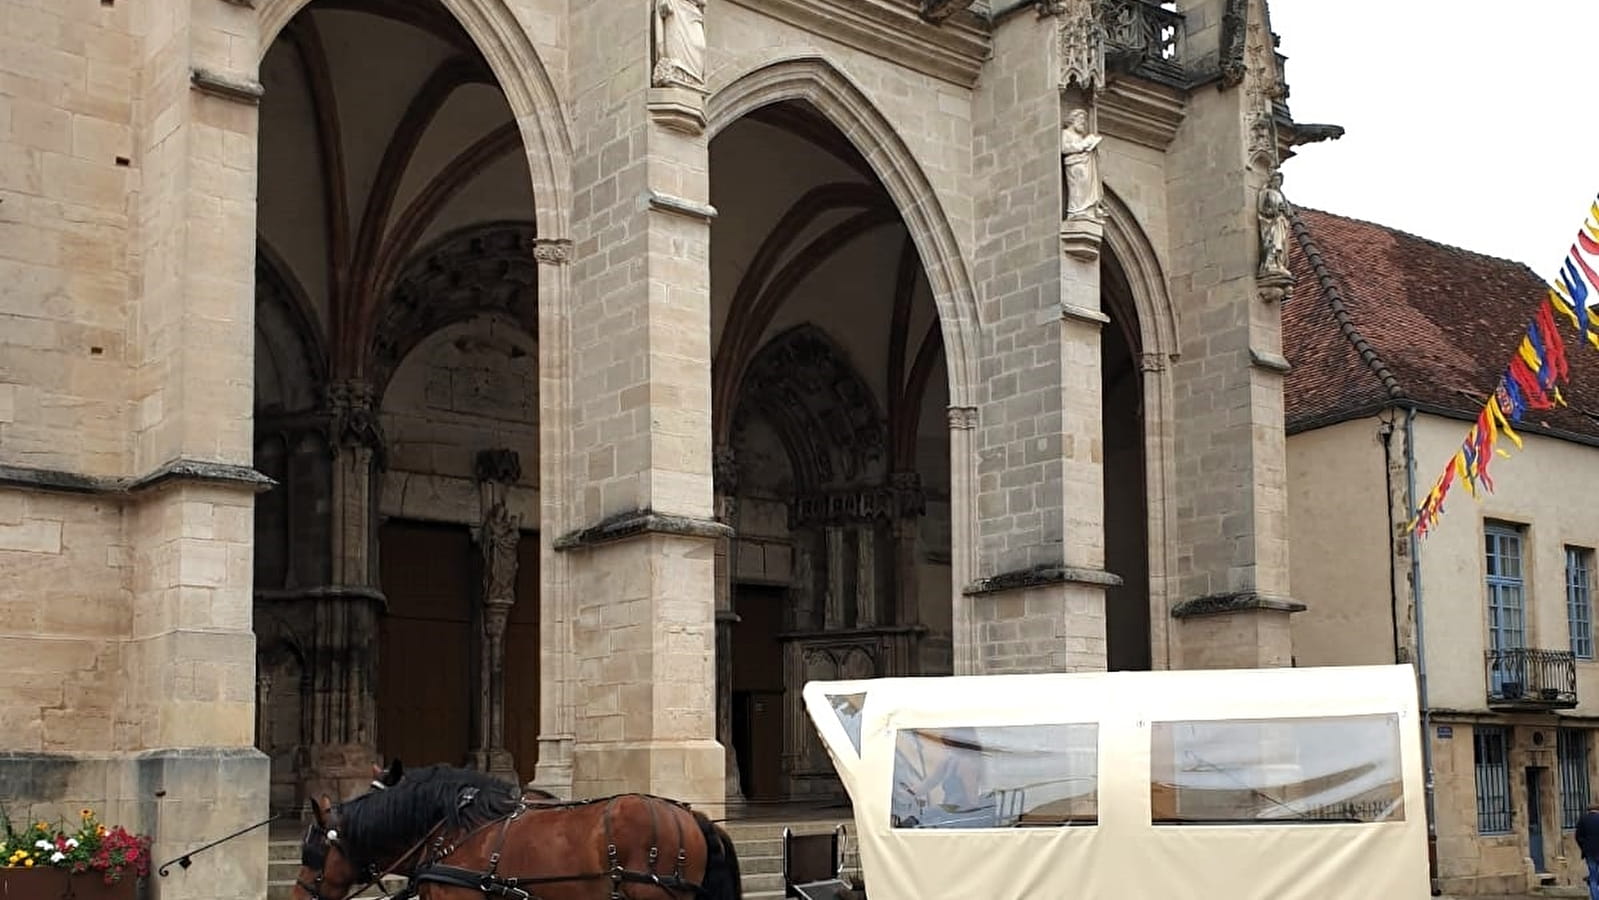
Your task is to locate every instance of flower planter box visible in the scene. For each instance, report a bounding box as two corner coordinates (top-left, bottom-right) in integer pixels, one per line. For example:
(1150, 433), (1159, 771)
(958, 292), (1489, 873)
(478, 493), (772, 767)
(0, 868), (137, 900)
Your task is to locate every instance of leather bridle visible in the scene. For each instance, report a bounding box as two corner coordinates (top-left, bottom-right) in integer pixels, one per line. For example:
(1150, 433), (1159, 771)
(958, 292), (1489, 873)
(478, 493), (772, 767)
(297, 813), (447, 900)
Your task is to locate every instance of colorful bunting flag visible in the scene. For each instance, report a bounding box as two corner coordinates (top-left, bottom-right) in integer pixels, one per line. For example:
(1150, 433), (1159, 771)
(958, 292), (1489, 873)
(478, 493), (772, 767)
(1408, 193), (1597, 536)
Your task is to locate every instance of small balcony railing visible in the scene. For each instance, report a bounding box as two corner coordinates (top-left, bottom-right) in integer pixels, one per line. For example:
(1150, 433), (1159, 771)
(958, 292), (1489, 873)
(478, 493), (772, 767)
(1102, 0), (1185, 85)
(1485, 648), (1578, 709)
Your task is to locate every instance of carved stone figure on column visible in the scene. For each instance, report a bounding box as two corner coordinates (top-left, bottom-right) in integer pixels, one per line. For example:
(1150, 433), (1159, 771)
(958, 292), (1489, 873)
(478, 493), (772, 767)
(652, 0), (706, 89)
(472, 499), (521, 782)
(1256, 170), (1294, 298)
(1059, 108), (1106, 260)
(1061, 109), (1105, 223)
(481, 501), (521, 604)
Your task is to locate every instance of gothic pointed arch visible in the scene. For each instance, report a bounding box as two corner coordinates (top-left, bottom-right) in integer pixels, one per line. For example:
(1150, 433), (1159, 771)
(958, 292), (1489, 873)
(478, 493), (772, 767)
(255, 0), (573, 244)
(1103, 187), (1179, 362)
(707, 56), (980, 410)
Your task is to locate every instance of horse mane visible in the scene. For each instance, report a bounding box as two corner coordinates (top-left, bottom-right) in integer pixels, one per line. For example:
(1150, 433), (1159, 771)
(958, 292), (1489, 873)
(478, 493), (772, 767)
(336, 765), (521, 867)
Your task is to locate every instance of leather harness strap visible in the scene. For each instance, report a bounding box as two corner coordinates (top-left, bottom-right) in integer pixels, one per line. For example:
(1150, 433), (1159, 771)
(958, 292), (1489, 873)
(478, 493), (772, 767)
(409, 791), (706, 899)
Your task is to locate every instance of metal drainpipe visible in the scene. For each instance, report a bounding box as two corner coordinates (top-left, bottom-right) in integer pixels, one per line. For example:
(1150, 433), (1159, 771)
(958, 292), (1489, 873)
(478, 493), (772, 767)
(1404, 404), (1441, 895)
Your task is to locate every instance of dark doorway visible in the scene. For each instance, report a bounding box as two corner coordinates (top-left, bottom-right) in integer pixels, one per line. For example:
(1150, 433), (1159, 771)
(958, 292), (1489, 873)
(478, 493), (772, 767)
(378, 520), (474, 768)
(732, 584), (787, 800)
(504, 536), (541, 778)
(1527, 767), (1547, 872)
(1102, 258), (1151, 671)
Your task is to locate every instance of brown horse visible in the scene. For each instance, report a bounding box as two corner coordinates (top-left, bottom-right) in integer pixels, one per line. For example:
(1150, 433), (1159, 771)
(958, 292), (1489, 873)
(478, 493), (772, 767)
(291, 762), (742, 900)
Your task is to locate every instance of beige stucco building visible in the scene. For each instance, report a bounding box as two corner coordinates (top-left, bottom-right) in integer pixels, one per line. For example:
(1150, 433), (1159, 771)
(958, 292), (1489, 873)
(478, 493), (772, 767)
(1287, 208), (1599, 895)
(0, 0), (1329, 894)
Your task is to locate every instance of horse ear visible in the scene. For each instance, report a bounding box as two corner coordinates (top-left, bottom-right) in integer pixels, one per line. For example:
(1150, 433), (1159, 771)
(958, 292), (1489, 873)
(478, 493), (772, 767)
(378, 758), (403, 786)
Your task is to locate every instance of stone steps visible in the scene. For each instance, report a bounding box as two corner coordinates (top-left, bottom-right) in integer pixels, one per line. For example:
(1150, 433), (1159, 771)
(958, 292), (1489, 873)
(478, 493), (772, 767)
(265, 815), (859, 899)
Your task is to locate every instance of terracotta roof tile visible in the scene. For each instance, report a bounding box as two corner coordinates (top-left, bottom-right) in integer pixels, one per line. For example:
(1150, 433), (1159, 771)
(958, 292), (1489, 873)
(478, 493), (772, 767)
(1283, 207), (1599, 442)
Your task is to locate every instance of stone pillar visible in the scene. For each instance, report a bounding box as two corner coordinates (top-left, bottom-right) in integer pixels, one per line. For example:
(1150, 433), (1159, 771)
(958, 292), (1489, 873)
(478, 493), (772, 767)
(961, 1), (1119, 675)
(470, 450), (523, 783)
(948, 407), (980, 674)
(298, 380), (385, 799)
(712, 446), (745, 801)
(529, 237), (576, 798)
(1165, 0), (1302, 667)
(122, 1), (269, 896)
(556, 0), (725, 806)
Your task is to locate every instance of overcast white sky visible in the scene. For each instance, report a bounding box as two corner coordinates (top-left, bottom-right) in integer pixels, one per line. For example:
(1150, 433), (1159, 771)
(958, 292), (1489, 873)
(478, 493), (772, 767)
(1268, 0), (1599, 275)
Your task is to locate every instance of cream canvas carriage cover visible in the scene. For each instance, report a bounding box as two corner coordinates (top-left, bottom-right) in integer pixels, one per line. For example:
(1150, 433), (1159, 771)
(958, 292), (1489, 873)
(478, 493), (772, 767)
(802, 665), (1430, 900)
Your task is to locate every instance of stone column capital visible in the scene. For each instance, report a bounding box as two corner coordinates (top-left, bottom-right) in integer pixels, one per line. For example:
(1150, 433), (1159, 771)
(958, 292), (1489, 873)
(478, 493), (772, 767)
(946, 406), (978, 430)
(532, 237), (573, 265)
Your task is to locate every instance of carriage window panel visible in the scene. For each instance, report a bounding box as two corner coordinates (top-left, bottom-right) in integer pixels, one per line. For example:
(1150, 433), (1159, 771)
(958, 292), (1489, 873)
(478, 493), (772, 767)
(1568, 547), (1594, 660)
(1475, 726), (1512, 834)
(1560, 729), (1590, 831)
(826, 693), (866, 756)
(890, 724), (1098, 829)
(1150, 714), (1405, 825)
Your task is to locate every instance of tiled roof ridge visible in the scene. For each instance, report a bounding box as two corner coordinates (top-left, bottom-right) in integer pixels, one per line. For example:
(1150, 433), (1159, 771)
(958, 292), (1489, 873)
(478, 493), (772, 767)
(1289, 209), (1405, 401)
(1294, 205), (1543, 274)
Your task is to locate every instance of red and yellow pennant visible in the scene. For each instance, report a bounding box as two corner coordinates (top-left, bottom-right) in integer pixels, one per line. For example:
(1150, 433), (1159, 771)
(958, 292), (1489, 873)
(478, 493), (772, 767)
(1408, 194), (1595, 536)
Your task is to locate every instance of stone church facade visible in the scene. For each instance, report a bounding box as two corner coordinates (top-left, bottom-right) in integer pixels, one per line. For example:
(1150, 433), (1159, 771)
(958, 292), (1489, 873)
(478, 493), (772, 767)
(0, 0), (1322, 894)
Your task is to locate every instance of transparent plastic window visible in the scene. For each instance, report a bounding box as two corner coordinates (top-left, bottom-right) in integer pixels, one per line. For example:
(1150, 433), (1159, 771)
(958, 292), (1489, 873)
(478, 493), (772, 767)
(889, 724), (1099, 829)
(1150, 714), (1405, 825)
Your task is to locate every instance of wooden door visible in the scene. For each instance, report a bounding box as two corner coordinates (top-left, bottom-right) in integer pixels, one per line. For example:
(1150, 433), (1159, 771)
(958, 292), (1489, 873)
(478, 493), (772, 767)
(732, 585), (786, 799)
(378, 521), (474, 769)
(504, 536), (541, 778)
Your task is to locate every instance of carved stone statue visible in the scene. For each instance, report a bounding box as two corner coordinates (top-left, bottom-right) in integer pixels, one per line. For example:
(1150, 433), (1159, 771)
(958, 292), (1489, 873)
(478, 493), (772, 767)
(480, 501), (521, 605)
(652, 0), (706, 90)
(1257, 169), (1292, 281)
(1061, 109), (1105, 223)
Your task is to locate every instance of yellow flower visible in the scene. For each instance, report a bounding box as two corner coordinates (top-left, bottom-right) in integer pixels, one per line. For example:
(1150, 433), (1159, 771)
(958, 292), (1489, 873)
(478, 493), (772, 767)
(23, 859), (33, 868)
(80, 808), (93, 819)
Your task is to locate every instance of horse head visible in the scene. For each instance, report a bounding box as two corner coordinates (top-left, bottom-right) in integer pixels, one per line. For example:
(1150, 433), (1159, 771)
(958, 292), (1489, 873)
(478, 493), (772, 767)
(292, 763), (524, 899)
(290, 793), (365, 900)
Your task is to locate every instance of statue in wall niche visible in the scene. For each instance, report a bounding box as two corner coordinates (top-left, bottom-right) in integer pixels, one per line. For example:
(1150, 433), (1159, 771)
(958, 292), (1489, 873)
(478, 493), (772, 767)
(652, 0), (706, 90)
(480, 501), (521, 605)
(1257, 169), (1293, 280)
(1060, 108), (1105, 223)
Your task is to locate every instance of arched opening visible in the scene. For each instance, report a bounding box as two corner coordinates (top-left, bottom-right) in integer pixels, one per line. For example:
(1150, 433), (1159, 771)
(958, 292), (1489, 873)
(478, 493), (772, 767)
(1102, 252), (1151, 672)
(252, 0), (544, 807)
(710, 100), (953, 801)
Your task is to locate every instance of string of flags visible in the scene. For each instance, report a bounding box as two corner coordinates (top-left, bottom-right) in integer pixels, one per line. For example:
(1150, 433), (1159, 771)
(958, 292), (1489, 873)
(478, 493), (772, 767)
(1408, 194), (1599, 536)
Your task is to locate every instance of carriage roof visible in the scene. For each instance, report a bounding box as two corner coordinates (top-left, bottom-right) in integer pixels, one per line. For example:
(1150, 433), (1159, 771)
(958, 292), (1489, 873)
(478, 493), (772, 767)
(801, 664), (1430, 900)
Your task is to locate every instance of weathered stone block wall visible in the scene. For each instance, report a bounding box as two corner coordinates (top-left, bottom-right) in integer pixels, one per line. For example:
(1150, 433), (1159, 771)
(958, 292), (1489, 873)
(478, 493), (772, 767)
(0, 494), (129, 751)
(1163, 0), (1296, 667)
(973, 583), (1106, 674)
(968, 16), (1063, 578)
(562, 0), (722, 805)
(0, 0), (268, 894)
(0, 0), (135, 479)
